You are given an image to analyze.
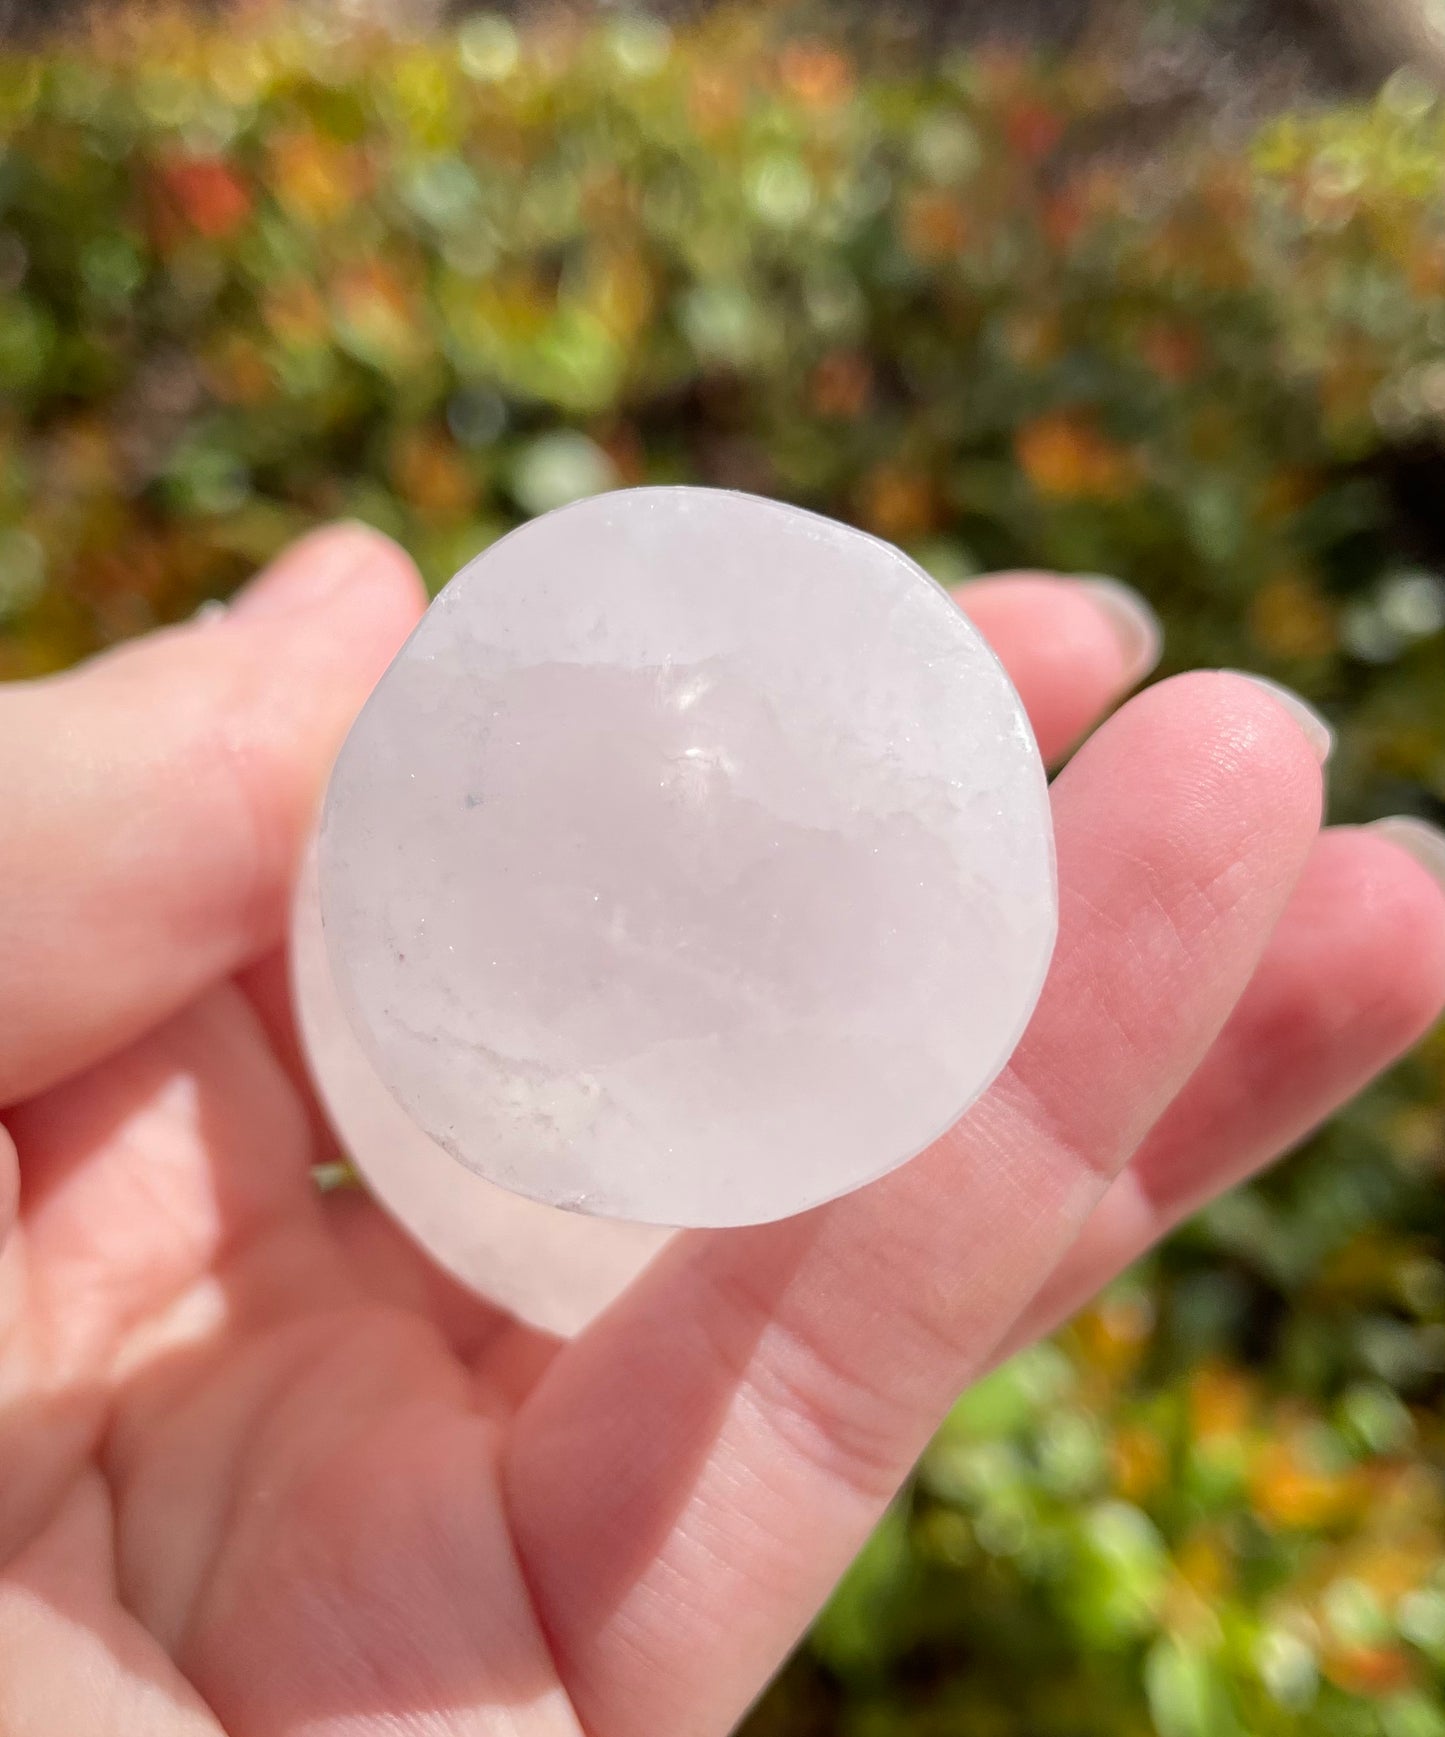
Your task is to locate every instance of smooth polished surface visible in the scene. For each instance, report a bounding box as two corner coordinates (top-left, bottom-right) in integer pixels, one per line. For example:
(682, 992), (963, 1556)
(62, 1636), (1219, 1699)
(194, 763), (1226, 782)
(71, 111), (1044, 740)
(292, 848), (668, 1334)
(318, 488), (1058, 1227)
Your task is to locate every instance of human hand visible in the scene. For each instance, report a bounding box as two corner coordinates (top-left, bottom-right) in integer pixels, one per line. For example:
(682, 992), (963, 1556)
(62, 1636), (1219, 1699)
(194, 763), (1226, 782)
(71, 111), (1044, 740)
(0, 525), (1441, 1737)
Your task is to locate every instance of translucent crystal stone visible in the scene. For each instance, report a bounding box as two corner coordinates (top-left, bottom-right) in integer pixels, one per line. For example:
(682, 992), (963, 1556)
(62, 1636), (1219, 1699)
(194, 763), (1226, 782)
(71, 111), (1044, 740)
(291, 847), (669, 1336)
(310, 487), (1057, 1238)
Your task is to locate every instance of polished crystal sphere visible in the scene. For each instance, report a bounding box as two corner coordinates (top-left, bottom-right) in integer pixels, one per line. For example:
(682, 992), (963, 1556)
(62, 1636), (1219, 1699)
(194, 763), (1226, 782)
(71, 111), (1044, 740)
(310, 487), (1056, 1236)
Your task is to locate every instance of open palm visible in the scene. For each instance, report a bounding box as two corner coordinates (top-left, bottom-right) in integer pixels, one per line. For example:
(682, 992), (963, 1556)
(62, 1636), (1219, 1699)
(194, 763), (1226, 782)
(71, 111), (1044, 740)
(1, 525), (1442, 1737)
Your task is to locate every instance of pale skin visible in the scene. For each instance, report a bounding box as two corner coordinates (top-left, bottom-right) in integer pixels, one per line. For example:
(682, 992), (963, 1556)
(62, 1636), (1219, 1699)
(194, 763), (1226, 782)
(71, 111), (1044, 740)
(1, 524), (1443, 1737)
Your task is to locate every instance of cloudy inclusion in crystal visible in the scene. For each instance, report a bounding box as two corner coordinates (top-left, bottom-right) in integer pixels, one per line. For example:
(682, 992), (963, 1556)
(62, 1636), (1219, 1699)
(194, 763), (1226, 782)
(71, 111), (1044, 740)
(291, 846), (669, 1335)
(318, 487), (1057, 1228)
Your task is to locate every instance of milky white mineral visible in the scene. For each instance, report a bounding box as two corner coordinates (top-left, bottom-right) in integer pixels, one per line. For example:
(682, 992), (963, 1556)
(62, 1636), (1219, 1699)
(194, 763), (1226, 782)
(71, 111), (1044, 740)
(307, 486), (1057, 1241)
(291, 847), (670, 1335)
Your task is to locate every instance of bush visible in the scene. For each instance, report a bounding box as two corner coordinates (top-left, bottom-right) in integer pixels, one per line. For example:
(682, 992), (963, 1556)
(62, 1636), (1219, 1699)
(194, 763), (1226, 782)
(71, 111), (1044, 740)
(2, 13), (1444, 1732)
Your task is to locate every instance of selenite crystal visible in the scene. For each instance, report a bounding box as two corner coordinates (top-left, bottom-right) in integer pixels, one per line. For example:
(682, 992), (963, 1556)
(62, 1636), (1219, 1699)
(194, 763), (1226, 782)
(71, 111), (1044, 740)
(314, 487), (1057, 1231)
(291, 848), (669, 1336)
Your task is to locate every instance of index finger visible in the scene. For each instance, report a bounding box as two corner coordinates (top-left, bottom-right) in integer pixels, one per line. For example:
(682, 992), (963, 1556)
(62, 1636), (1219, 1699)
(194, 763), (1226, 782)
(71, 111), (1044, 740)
(0, 526), (425, 1105)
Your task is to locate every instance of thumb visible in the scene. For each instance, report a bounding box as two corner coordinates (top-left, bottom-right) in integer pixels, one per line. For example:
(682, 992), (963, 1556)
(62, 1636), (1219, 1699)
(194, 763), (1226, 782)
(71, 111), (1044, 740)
(0, 523), (425, 1104)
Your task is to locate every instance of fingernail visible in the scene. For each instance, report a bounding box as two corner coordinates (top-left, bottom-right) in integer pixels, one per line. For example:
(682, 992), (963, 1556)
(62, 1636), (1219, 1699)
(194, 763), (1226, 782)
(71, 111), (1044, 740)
(1233, 673), (1335, 764)
(1073, 577), (1163, 682)
(1370, 817), (1445, 892)
(231, 523), (397, 621)
(191, 598), (228, 626)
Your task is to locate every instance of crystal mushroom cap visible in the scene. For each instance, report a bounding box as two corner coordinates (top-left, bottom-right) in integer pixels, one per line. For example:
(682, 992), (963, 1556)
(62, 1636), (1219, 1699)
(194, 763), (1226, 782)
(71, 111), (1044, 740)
(317, 487), (1057, 1228)
(292, 845), (669, 1335)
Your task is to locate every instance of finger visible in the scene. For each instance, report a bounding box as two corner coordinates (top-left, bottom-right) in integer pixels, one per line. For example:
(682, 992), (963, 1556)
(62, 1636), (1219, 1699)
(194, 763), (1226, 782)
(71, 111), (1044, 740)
(999, 823), (1445, 1357)
(504, 671), (1326, 1737)
(0, 1475), (223, 1736)
(9, 983), (342, 1382)
(955, 573), (1160, 762)
(0, 984), (348, 1567)
(0, 525), (426, 1105)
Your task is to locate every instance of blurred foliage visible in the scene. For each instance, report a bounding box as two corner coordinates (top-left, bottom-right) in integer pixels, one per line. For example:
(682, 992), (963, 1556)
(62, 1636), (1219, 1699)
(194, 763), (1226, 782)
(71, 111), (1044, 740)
(2, 9), (1445, 1733)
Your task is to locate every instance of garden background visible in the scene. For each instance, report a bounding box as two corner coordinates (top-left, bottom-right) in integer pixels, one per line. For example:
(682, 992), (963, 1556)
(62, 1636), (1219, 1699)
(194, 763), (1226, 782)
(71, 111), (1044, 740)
(3, 5), (1445, 1731)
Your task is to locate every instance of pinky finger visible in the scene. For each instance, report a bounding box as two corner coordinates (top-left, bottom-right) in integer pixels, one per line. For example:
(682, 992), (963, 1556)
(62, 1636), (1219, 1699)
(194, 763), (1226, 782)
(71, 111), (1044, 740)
(1000, 823), (1445, 1358)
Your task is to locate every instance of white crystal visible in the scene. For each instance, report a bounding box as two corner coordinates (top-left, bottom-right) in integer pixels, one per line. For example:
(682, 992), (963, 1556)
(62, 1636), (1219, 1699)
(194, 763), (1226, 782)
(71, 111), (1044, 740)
(291, 847), (669, 1335)
(315, 487), (1057, 1230)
